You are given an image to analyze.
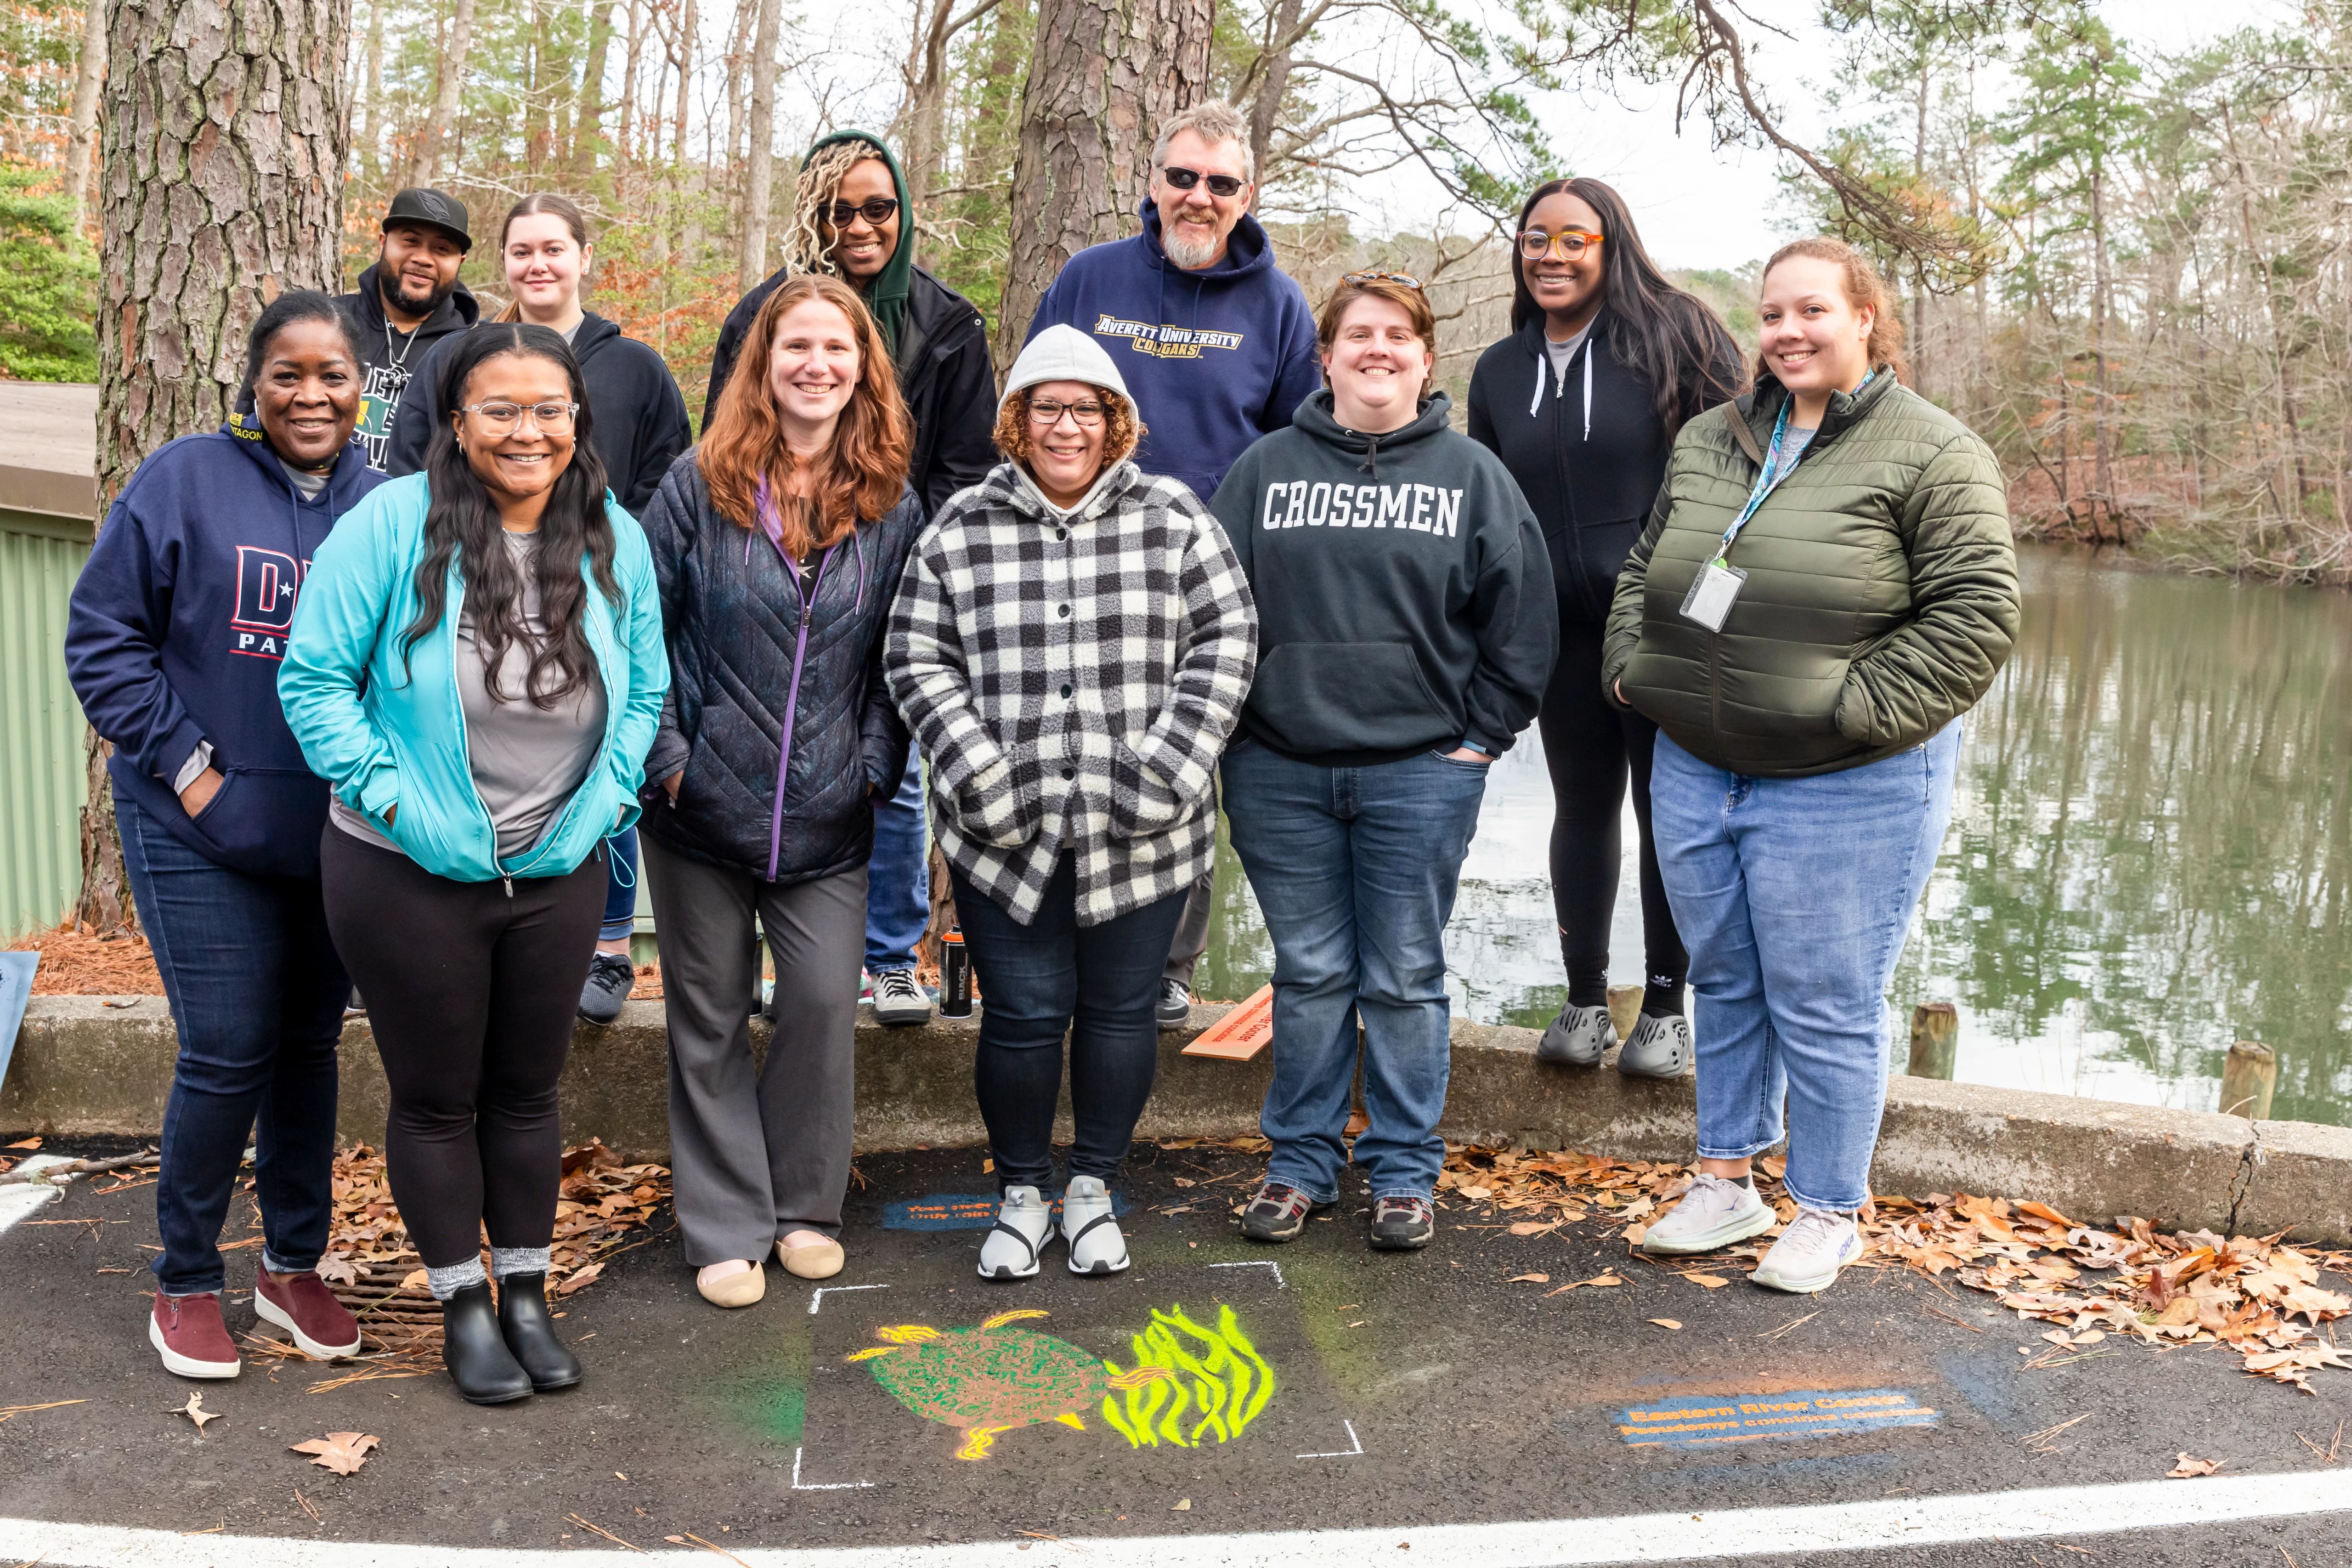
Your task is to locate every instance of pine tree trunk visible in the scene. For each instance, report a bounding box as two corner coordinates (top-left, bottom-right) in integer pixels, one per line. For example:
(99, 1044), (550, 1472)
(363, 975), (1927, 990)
(994, 0), (1214, 363)
(358, 0), (385, 180)
(1245, 0), (1300, 198)
(410, 0), (475, 187)
(84, 0), (351, 934)
(572, 0), (614, 170)
(737, 0), (784, 290)
(60, 0), (107, 233)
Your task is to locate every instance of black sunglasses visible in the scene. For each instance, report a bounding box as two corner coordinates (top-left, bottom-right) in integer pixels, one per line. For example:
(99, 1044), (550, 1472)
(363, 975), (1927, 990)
(1160, 165), (1246, 198)
(826, 196), (900, 227)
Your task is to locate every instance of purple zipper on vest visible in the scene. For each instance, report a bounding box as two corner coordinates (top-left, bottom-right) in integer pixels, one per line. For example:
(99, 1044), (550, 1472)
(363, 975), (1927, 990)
(753, 478), (858, 883)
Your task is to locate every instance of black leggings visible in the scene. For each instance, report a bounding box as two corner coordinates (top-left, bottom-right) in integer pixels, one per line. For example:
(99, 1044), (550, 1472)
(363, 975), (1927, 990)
(320, 827), (605, 1266)
(1539, 616), (1688, 1016)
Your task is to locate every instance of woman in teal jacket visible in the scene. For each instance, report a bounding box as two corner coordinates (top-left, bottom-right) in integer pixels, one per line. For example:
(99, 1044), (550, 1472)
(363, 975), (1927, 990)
(281, 324), (667, 1405)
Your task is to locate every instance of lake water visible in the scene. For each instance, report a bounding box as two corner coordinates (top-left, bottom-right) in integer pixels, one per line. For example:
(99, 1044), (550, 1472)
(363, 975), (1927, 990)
(1193, 545), (2352, 1127)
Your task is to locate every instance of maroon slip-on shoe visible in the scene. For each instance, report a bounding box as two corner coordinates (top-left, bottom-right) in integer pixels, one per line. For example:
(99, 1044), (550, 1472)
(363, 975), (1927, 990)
(255, 1268), (362, 1359)
(149, 1291), (241, 1379)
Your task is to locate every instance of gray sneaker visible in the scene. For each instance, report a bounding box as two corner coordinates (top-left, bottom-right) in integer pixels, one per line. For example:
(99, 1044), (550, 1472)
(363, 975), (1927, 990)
(979, 1186), (1052, 1281)
(1060, 1175), (1129, 1275)
(1751, 1206), (1863, 1293)
(1640, 1173), (1775, 1256)
(1537, 1002), (1615, 1066)
(1156, 976), (1193, 1029)
(1617, 1012), (1693, 1078)
(870, 967), (933, 1027)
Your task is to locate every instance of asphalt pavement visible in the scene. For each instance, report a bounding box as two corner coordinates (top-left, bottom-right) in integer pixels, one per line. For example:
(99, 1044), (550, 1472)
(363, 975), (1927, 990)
(1, 1140), (2349, 1566)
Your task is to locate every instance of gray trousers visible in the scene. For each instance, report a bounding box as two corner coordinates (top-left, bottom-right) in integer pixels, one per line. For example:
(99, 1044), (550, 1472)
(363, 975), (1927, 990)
(1160, 776), (1217, 990)
(642, 835), (865, 1265)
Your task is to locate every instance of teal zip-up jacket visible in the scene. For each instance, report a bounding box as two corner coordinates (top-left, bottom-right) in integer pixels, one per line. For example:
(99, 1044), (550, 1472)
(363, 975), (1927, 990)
(278, 471), (669, 883)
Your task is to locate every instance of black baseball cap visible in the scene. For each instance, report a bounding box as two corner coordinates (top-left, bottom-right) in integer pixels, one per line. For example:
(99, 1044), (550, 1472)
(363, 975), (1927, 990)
(382, 188), (471, 251)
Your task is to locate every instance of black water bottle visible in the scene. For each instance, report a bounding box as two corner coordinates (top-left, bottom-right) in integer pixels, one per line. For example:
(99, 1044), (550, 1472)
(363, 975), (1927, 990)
(939, 926), (973, 1018)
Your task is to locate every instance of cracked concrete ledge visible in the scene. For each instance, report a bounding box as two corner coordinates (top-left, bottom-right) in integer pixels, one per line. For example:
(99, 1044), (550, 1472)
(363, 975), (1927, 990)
(8, 996), (2347, 1244)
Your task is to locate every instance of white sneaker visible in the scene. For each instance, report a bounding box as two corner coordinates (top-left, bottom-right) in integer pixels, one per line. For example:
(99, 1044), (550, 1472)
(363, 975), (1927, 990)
(1537, 1002), (1614, 1066)
(870, 968), (933, 1027)
(1060, 1175), (1129, 1275)
(978, 1186), (1052, 1280)
(1752, 1207), (1863, 1294)
(1640, 1173), (1775, 1256)
(1617, 1013), (1693, 1078)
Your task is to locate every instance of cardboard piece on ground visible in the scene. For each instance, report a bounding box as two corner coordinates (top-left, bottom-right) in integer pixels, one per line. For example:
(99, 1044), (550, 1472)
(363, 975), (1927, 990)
(1182, 984), (1273, 1061)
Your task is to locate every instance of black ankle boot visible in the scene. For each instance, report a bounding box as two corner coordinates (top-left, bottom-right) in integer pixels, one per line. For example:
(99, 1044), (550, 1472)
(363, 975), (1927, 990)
(497, 1272), (582, 1391)
(441, 1283), (532, 1405)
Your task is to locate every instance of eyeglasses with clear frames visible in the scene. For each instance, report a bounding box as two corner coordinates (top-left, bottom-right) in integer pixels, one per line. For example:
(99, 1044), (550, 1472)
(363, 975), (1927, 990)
(1027, 397), (1106, 428)
(459, 400), (579, 434)
(1518, 229), (1605, 261)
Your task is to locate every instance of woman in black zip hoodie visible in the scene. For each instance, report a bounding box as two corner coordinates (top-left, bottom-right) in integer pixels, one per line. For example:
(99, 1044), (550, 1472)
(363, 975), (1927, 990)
(1466, 178), (1743, 1081)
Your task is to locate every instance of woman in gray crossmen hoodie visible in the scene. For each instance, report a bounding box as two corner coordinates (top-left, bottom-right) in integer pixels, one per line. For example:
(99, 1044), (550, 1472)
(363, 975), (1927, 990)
(1212, 273), (1556, 1256)
(887, 325), (1257, 1283)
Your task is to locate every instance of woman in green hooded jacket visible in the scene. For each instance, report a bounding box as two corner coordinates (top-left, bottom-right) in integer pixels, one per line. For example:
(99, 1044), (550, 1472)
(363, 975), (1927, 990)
(1602, 239), (2018, 1296)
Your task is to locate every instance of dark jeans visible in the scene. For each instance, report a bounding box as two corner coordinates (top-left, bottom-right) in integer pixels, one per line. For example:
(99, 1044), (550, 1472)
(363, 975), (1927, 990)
(1541, 615), (1686, 1012)
(117, 792), (348, 1297)
(1220, 737), (1487, 1201)
(865, 737), (931, 974)
(320, 826), (604, 1266)
(600, 826), (640, 943)
(951, 855), (1187, 1192)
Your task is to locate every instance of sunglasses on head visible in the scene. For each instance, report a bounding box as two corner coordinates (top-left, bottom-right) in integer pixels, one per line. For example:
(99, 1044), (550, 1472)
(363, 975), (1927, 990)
(826, 196), (900, 227)
(1159, 165), (1247, 198)
(1342, 269), (1422, 290)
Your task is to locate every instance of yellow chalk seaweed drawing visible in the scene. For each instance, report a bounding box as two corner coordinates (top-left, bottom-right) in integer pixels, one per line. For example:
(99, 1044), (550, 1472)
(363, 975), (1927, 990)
(847, 1304), (1273, 1461)
(1098, 1303), (1275, 1450)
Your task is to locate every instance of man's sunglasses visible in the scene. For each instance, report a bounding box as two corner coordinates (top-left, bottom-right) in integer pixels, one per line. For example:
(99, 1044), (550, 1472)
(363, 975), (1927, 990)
(1160, 165), (1247, 198)
(826, 197), (900, 227)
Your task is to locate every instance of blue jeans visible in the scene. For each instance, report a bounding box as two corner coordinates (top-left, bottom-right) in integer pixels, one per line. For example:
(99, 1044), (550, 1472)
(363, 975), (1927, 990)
(1221, 737), (1487, 1202)
(950, 855), (1187, 1190)
(600, 826), (639, 942)
(117, 792), (348, 1296)
(865, 739), (929, 973)
(1648, 725), (1960, 1213)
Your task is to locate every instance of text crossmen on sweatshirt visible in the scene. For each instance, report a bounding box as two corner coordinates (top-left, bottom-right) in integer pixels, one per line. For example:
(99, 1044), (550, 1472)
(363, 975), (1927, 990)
(1257, 479), (1467, 537)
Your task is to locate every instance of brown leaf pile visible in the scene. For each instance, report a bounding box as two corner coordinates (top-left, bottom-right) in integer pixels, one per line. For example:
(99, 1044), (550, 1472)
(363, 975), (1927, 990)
(7, 923), (166, 996)
(304, 1138), (670, 1350)
(1437, 1142), (2352, 1396)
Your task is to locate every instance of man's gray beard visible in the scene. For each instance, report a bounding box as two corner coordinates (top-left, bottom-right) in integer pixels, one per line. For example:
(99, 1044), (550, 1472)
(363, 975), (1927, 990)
(1163, 226), (1220, 270)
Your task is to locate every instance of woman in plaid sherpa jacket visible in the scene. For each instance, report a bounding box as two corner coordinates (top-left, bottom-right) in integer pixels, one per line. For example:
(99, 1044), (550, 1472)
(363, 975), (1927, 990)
(885, 325), (1257, 1281)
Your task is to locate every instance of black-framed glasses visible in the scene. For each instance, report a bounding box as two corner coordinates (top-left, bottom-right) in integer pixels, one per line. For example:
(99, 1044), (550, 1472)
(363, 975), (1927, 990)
(1027, 396), (1107, 428)
(1342, 269), (1422, 289)
(459, 400), (578, 433)
(826, 196), (900, 227)
(1160, 165), (1246, 198)
(1518, 228), (1604, 260)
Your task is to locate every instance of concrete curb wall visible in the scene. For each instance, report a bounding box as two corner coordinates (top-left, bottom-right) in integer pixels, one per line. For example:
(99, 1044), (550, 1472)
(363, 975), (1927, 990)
(8, 996), (2349, 1244)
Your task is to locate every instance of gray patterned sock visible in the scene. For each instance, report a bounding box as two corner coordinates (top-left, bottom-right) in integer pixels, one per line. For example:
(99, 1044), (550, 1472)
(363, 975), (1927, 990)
(426, 1257), (487, 1301)
(491, 1245), (553, 1279)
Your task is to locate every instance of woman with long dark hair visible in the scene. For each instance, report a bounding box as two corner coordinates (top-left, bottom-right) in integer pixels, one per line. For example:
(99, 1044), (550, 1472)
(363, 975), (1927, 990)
(1466, 177), (1745, 1079)
(66, 292), (381, 1380)
(282, 324), (668, 1402)
(638, 274), (923, 1308)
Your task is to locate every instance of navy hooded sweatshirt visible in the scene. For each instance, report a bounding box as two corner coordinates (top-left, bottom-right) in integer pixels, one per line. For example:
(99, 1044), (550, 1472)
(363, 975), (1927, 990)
(1024, 201), (1322, 504)
(65, 424), (385, 878)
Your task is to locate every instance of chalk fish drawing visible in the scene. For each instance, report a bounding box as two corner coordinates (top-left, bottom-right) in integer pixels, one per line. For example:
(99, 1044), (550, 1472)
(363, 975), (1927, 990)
(849, 1304), (1275, 1460)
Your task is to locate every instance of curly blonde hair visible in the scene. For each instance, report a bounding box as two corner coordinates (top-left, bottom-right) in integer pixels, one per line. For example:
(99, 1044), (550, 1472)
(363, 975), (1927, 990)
(992, 385), (1145, 470)
(779, 141), (880, 277)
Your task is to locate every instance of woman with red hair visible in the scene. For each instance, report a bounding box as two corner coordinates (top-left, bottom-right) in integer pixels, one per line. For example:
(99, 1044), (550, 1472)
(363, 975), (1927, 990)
(634, 274), (922, 1308)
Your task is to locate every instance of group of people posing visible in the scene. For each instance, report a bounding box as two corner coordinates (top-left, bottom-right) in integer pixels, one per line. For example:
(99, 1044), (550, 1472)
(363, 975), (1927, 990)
(65, 100), (2018, 1407)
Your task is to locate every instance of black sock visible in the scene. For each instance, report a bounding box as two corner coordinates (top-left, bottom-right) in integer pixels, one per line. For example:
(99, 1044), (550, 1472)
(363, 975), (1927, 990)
(1562, 940), (1609, 1009)
(1728, 1174), (1753, 1190)
(1640, 973), (1686, 1019)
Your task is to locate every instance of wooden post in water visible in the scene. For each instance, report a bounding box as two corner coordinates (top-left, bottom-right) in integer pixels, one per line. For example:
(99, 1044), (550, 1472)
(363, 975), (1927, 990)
(1607, 985), (1644, 1046)
(2220, 1042), (2276, 1121)
(1907, 1002), (1959, 1079)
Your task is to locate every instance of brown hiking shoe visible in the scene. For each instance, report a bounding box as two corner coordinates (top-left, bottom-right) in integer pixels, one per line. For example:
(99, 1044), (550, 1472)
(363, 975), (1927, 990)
(1239, 1180), (1325, 1244)
(149, 1291), (240, 1379)
(256, 1268), (362, 1359)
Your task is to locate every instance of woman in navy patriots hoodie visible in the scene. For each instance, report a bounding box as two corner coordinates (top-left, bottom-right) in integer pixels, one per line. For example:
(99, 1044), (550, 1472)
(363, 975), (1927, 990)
(66, 293), (385, 1383)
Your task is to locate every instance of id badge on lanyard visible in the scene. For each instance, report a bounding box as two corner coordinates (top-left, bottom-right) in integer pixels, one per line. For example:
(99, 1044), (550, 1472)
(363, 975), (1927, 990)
(1678, 380), (1860, 633)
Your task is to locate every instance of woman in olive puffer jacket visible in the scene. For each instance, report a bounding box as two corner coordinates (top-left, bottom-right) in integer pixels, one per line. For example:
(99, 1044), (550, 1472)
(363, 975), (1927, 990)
(1601, 238), (2017, 1297)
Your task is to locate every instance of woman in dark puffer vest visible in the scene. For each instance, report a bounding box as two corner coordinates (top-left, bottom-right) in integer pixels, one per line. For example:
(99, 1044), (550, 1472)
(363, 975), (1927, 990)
(636, 274), (922, 1309)
(1604, 239), (2017, 1297)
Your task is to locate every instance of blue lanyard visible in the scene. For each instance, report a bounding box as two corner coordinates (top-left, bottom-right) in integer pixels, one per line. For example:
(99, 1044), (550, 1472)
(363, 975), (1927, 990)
(1713, 373), (1871, 564)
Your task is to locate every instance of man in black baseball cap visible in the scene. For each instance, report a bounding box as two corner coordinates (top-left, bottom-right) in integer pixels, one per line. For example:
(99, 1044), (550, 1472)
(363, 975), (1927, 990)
(337, 188), (479, 470)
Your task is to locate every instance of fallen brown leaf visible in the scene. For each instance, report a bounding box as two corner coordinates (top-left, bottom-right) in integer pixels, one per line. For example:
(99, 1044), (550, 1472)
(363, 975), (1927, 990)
(289, 1432), (379, 1476)
(1684, 1273), (1730, 1289)
(1648, 1318), (1683, 1330)
(1507, 1220), (1559, 1237)
(1171, 1498), (1193, 1511)
(2166, 1452), (2222, 1478)
(1506, 1273), (1550, 1284)
(172, 1393), (221, 1430)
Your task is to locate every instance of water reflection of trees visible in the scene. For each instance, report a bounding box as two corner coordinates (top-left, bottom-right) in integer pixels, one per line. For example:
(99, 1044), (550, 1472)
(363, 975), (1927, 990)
(1893, 550), (2352, 1123)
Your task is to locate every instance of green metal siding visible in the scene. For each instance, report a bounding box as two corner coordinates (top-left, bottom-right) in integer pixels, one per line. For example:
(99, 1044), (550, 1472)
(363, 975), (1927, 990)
(0, 511), (90, 940)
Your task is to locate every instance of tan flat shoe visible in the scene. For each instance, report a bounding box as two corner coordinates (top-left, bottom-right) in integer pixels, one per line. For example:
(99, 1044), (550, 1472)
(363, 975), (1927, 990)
(695, 1260), (765, 1308)
(777, 1236), (845, 1280)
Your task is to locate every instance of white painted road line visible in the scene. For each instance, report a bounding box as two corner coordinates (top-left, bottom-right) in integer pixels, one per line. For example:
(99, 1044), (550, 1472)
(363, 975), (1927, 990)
(807, 1283), (888, 1315)
(5, 1470), (2352, 1566)
(0, 1156), (71, 1238)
